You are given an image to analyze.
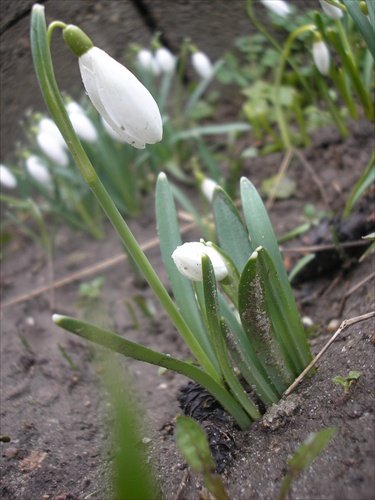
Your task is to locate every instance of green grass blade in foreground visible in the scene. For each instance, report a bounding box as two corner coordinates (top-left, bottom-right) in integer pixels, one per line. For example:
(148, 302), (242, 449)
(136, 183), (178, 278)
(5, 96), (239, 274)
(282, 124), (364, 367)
(212, 187), (253, 273)
(175, 415), (229, 500)
(155, 173), (219, 372)
(344, 152), (375, 218)
(240, 178), (312, 371)
(239, 250), (296, 393)
(52, 314), (251, 430)
(202, 255), (261, 421)
(279, 428), (336, 500)
(103, 355), (155, 500)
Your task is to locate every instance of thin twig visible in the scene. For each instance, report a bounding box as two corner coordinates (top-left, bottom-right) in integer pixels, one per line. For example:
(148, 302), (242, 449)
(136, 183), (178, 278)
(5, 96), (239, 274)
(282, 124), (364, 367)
(283, 311), (375, 397)
(280, 240), (369, 253)
(345, 270), (375, 298)
(173, 470), (190, 500)
(1, 220), (197, 309)
(294, 149), (331, 211)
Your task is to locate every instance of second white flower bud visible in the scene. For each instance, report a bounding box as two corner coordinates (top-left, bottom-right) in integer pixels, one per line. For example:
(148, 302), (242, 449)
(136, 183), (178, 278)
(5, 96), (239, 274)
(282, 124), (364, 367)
(172, 241), (228, 282)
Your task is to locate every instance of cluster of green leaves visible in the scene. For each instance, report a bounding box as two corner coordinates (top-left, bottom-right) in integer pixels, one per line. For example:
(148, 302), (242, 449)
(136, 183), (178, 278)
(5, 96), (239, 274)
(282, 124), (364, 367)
(217, 3), (373, 152)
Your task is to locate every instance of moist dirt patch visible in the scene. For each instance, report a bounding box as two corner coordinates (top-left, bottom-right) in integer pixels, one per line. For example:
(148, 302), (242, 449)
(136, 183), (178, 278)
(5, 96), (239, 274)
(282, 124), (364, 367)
(1, 121), (374, 500)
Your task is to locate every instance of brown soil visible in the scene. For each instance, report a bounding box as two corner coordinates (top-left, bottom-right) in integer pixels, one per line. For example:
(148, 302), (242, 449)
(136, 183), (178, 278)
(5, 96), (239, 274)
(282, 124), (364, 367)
(1, 119), (374, 500)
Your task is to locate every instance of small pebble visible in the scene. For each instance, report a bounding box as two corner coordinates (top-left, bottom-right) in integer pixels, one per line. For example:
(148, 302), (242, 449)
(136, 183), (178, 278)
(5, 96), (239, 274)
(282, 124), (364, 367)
(142, 437), (151, 444)
(4, 447), (19, 459)
(327, 318), (341, 332)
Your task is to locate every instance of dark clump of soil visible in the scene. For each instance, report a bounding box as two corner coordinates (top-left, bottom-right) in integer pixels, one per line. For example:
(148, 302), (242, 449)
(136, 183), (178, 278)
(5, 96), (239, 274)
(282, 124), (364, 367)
(1, 120), (374, 500)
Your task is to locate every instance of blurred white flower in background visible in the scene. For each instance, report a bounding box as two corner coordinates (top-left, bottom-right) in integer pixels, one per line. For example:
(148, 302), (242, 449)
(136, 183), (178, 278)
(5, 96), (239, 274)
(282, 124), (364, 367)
(137, 48), (161, 75)
(68, 110), (98, 143)
(191, 51), (213, 80)
(0, 164), (17, 189)
(36, 131), (69, 167)
(26, 156), (51, 184)
(312, 39), (331, 75)
(201, 177), (219, 202)
(155, 47), (176, 74)
(38, 117), (66, 150)
(260, 0), (291, 17)
(319, 0), (344, 19)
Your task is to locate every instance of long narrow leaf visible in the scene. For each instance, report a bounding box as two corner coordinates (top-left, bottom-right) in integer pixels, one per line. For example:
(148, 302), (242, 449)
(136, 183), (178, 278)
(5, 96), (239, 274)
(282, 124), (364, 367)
(53, 314), (252, 430)
(240, 178), (312, 371)
(202, 256), (261, 421)
(239, 250), (296, 392)
(155, 173), (219, 371)
(342, 0), (375, 60)
(213, 187), (253, 273)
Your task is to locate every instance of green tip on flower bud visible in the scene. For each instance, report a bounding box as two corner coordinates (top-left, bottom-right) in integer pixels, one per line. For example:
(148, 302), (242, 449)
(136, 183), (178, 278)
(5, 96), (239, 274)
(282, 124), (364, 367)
(63, 25), (93, 57)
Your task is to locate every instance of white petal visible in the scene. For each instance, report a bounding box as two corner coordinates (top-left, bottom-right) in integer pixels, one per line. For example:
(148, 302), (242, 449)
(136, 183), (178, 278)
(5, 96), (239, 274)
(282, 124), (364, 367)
(191, 51), (213, 80)
(0, 164), (17, 189)
(69, 112), (98, 143)
(38, 118), (66, 149)
(260, 0), (290, 17)
(319, 0), (344, 19)
(37, 132), (69, 166)
(201, 178), (218, 202)
(155, 48), (176, 73)
(26, 156), (51, 184)
(313, 40), (330, 75)
(79, 47), (162, 149)
(172, 241), (228, 281)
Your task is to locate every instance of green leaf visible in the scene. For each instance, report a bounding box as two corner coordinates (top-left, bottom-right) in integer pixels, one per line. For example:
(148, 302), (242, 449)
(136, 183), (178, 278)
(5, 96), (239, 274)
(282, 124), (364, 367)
(212, 187), (253, 273)
(239, 249), (296, 393)
(202, 255), (260, 421)
(342, 0), (375, 60)
(53, 314), (252, 430)
(279, 428), (336, 500)
(175, 416), (229, 500)
(155, 173), (218, 370)
(344, 153), (375, 218)
(240, 178), (312, 373)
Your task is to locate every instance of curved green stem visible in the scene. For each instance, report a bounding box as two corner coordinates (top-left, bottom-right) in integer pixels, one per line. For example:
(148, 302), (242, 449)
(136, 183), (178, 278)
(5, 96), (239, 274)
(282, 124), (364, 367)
(53, 314), (253, 430)
(274, 24), (316, 149)
(30, 4), (221, 384)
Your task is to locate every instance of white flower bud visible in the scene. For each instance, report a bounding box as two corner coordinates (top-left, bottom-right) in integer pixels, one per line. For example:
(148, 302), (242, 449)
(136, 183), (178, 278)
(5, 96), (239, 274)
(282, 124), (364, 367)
(312, 40), (331, 75)
(37, 132), (69, 167)
(65, 101), (85, 115)
(0, 164), (17, 189)
(26, 156), (51, 184)
(101, 116), (128, 143)
(38, 118), (66, 149)
(155, 47), (176, 73)
(79, 47), (163, 149)
(201, 178), (219, 202)
(172, 241), (228, 282)
(68, 111), (98, 143)
(319, 0), (344, 19)
(137, 48), (161, 75)
(260, 0), (291, 17)
(191, 51), (213, 80)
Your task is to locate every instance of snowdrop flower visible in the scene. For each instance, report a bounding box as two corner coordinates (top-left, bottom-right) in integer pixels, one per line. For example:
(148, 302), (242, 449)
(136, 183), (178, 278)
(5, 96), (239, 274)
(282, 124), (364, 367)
(68, 111), (98, 143)
(312, 39), (331, 75)
(201, 178), (219, 202)
(26, 156), (51, 184)
(137, 48), (161, 75)
(38, 117), (66, 150)
(191, 51), (213, 80)
(0, 164), (17, 189)
(63, 25), (163, 149)
(172, 241), (228, 282)
(101, 116), (128, 143)
(155, 47), (176, 73)
(319, 0), (344, 19)
(65, 101), (85, 115)
(37, 132), (69, 166)
(260, 0), (291, 17)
